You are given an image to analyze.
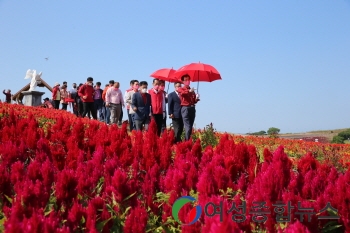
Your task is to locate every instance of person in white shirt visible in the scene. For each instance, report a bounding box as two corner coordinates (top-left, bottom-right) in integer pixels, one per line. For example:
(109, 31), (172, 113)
(124, 80), (135, 130)
(105, 82), (125, 125)
(125, 80), (139, 131)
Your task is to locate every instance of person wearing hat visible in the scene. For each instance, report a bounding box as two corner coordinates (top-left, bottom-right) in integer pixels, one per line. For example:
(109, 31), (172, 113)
(52, 82), (61, 109)
(3, 89), (12, 103)
(78, 77), (97, 120)
(42, 97), (54, 109)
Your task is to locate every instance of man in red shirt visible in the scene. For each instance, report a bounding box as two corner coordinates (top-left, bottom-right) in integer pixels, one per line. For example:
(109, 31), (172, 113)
(148, 78), (165, 136)
(177, 74), (200, 141)
(78, 77), (97, 120)
(51, 83), (61, 109)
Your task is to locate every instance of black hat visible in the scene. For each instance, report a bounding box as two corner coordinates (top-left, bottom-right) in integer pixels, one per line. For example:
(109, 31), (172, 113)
(87, 77), (93, 81)
(43, 97), (49, 101)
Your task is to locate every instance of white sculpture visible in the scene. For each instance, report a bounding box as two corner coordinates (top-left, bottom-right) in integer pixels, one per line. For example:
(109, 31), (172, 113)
(25, 69), (42, 91)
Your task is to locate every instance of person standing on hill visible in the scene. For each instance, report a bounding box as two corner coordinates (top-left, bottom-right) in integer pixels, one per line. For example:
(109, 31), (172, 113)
(132, 81), (151, 131)
(78, 77), (97, 120)
(124, 80), (135, 130)
(148, 79), (166, 136)
(168, 82), (184, 143)
(102, 80), (114, 124)
(3, 89), (12, 103)
(159, 80), (168, 133)
(125, 80), (139, 131)
(94, 82), (104, 121)
(105, 81), (124, 125)
(177, 74), (200, 141)
(52, 83), (61, 109)
(60, 85), (69, 110)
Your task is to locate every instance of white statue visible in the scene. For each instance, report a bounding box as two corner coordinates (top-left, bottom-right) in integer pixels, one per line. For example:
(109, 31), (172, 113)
(24, 69), (42, 91)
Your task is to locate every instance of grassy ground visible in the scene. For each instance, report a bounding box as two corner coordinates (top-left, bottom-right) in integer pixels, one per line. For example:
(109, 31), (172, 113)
(278, 128), (349, 142)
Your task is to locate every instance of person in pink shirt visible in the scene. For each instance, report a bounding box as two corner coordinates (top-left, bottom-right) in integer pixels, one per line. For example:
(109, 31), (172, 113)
(105, 81), (125, 125)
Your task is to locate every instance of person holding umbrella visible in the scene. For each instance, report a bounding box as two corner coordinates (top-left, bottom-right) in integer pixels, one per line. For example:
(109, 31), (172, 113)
(177, 74), (199, 141)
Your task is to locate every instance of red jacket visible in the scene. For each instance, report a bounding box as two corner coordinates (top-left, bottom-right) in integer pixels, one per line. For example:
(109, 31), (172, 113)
(78, 84), (95, 102)
(52, 86), (60, 100)
(148, 88), (164, 114)
(177, 86), (198, 106)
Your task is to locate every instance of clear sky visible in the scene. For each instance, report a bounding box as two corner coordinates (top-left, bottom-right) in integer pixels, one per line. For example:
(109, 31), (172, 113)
(1, 1), (349, 134)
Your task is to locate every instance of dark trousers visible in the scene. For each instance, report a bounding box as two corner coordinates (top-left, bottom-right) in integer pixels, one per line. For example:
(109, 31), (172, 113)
(61, 103), (68, 110)
(94, 99), (104, 120)
(162, 116), (167, 132)
(78, 101), (84, 116)
(172, 118), (184, 143)
(152, 114), (163, 137)
(119, 109), (123, 124)
(53, 100), (60, 109)
(82, 102), (97, 120)
(181, 106), (196, 141)
(127, 109), (134, 131)
(135, 117), (150, 131)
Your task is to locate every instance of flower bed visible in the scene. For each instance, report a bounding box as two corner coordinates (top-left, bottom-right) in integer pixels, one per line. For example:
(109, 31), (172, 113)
(0, 102), (349, 232)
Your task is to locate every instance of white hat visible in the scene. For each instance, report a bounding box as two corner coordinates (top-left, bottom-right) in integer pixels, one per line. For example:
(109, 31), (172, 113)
(54, 82), (60, 86)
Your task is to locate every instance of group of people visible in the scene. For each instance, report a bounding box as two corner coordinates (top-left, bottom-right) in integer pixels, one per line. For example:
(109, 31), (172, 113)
(6, 74), (200, 142)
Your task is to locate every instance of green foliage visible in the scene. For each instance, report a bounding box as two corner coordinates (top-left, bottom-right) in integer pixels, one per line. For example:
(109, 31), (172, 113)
(267, 127), (280, 138)
(247, 130), (267, 135)
(331, 129), (350, 144)
(331, 135), (345, 144)
(192, 123), (219, 149)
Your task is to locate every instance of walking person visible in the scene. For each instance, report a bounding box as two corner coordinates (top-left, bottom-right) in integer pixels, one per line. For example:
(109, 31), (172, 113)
(105, 82), (124, 125)
(78, 77), (97, 120)
(124, 80), (135, 130)
(177, 74), (200, 141)
(60, 85), (69, 110)
(76, 83), (84, 116)
(2, 89), (12, 103)
(102, 80), (114, 125)
(94, 82), (104, 121)
(168, 82), (184, 143)
(159, 80), (168, 133)
(132, 81), (151, 131)
(148, 79), (166, 136)
(52, 83), (61, 109)
(70, 83), (78, 116)
(125, 80), (139, 131)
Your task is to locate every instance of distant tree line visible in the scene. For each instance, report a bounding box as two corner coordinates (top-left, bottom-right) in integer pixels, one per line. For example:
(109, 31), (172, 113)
(247, 127), (280, 137)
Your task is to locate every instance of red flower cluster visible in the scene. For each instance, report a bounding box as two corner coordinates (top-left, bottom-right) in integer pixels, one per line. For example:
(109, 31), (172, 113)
(0, 102), (350, 232)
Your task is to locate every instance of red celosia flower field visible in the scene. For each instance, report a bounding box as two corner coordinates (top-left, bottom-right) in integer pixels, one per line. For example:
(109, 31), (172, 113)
(0, 102), (350, 233)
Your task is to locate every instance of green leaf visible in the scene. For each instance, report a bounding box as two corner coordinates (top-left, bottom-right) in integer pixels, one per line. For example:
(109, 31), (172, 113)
(122, 192), (136, 202)
(96, 217), (112, 232)
(4, 195), (12, 204)
(322, 224), (343, 233)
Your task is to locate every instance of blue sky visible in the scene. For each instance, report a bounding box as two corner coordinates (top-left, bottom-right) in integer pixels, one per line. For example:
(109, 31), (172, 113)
(1, 1), (349, 134)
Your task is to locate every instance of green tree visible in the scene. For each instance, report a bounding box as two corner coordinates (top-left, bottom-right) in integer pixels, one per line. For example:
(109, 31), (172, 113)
(248, 130), (267, 135)
(267, 127), (280, 136)
(331, 135), (345, 144)
(331, 129), (350, 144)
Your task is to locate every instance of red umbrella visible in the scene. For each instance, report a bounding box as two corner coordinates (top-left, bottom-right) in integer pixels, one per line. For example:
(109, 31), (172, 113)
(171, 62), (221, 93)
(150, 68), (177, 92)
(150, 68), (177, 82)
